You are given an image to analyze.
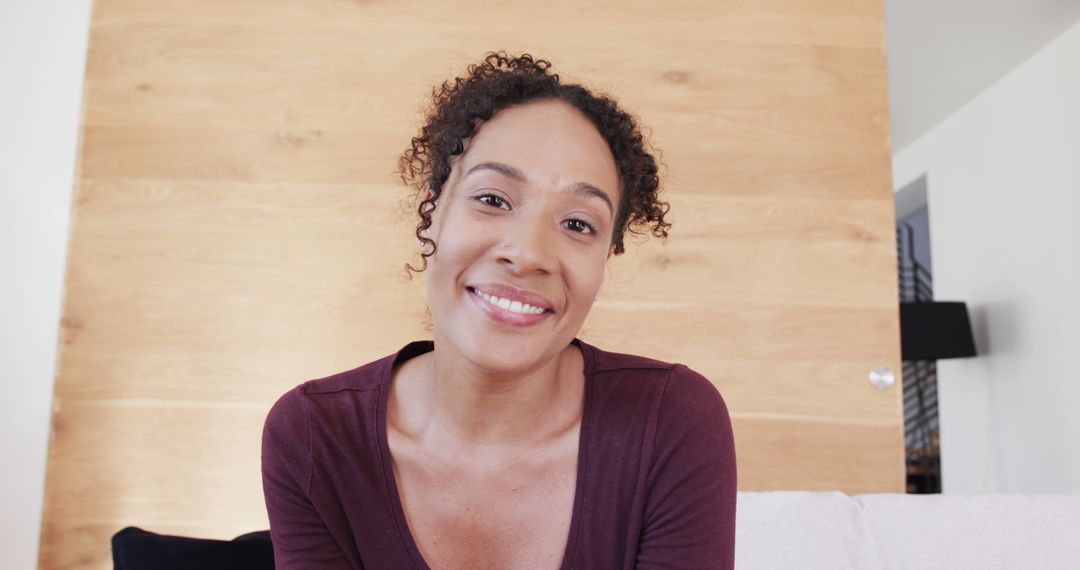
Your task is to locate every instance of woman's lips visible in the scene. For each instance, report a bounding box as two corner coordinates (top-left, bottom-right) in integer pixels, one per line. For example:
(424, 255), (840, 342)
(468, 282), (554, 310)
(467, 287), (553, 327)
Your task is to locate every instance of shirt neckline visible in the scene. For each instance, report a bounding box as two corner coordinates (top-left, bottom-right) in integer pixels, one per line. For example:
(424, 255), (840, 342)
(375, 337), (597, 570)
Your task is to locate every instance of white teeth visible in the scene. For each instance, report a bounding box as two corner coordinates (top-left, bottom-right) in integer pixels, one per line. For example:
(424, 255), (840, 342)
(473, 289), (547, 315)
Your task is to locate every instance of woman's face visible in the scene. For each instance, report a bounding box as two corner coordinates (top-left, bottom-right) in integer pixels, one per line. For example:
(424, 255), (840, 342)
(423, 98), (620, 374)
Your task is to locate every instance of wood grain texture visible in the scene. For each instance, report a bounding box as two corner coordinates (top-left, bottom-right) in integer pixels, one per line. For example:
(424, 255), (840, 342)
(41, 0), (902, 567)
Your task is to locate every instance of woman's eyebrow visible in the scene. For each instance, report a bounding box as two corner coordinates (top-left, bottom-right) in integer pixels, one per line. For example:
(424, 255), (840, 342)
(465, 161), (614, 216)
(466, 161), (528, 183)
(565, 181), (614, 217)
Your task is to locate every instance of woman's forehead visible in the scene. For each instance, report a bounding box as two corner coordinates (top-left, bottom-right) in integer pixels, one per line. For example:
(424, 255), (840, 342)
(453, 100), (619, 194)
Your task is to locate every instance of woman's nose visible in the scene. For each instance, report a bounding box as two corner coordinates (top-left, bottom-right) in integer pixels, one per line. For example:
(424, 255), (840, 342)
(498, 211), (557, 275)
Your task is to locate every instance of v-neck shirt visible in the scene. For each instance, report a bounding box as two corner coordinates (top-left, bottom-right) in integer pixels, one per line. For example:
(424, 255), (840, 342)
(261, 337), (737, 569)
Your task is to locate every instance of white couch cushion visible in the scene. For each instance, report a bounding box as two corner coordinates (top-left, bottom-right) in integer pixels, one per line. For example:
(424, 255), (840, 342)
(735, 491), (887, 569)
(856, 492), (1080, 570)
(736, 491), (1080, 569)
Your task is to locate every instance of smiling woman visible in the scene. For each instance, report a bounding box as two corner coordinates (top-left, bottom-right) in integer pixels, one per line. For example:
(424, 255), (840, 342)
(261, 51), (737, 570)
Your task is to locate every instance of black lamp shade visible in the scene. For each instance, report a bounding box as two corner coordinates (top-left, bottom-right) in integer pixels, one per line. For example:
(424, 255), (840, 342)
(899, 301), (977, 360)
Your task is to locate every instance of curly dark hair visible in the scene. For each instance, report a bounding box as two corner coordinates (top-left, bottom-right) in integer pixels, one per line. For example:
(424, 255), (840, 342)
(396, 50), (671, 279)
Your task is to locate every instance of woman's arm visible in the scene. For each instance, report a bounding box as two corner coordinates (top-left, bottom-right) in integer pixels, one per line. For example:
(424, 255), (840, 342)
(635, 364), (738, 570)
(261, 386), (356, 569)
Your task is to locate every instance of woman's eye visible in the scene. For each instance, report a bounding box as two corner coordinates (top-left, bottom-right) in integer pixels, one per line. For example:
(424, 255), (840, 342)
(474, 194), (594, 235)
(475, 194), (508, 209)
(565, 218), (597, 235)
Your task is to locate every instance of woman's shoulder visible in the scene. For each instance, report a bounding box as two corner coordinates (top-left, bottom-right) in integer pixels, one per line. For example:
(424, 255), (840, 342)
(263, 347), (402, 430)
(587, 343), (723, 399)
(276, 338), (432, 402)
(298, 358), (387, 397)
(658, 363), (730, 426)
(585, 342), (729, 426)
(584, 345), (735, 481)
(586, 342), (676, 374)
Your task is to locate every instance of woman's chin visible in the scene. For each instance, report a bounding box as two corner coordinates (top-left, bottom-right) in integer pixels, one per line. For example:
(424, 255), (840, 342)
(440, 326), (553, 373)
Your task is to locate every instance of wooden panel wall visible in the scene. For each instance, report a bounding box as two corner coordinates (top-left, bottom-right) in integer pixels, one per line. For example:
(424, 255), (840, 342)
(41, 0), (902, 567)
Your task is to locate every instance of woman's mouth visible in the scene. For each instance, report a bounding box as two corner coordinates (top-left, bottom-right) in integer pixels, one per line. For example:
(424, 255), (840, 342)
(466, 286), (554, 326)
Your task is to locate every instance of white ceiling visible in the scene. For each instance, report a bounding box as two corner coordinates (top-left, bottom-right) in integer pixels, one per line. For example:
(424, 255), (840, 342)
(884, 0), (1080, 152)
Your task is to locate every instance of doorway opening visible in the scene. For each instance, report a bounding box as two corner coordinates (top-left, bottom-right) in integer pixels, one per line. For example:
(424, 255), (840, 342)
(895, 175), (942, 493)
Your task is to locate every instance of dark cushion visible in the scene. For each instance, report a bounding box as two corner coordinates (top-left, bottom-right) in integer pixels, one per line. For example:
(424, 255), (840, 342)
(111, 526), (274, 570)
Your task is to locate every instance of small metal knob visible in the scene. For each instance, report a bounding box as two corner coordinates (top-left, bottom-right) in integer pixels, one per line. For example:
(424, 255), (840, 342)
(869, 366), (896, 390)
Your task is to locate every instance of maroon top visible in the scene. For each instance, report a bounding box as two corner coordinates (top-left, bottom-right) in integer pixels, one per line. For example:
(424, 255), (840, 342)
(261, 337), (737, 569)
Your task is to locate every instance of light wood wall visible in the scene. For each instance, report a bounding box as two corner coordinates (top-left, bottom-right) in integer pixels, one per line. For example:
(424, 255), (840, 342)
(40, 0), (902, 567)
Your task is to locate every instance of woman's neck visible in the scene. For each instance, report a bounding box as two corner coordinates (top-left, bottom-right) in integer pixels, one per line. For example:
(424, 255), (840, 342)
(391, 339), (585, 454)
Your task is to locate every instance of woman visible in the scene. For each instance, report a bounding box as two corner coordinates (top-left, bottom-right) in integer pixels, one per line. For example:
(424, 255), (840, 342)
(262, 51), (737, 570)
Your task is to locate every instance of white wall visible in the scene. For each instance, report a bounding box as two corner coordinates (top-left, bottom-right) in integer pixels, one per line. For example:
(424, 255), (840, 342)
(892, 18), (1080, 493)
(884, 0), (1080, 152)
(0, 2), (94, 567)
